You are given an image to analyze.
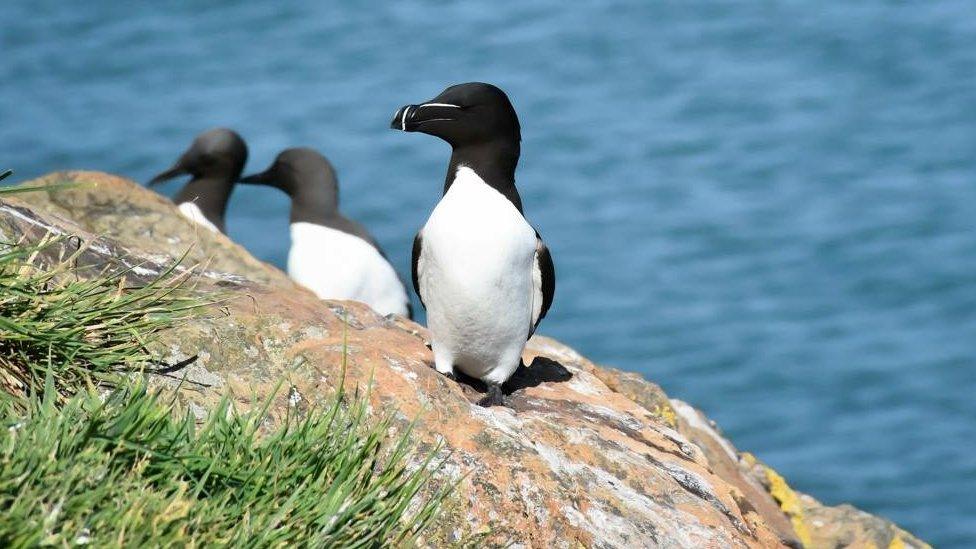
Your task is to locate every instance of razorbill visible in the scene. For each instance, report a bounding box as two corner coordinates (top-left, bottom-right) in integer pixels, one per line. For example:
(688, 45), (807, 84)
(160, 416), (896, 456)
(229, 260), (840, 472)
(391, 82), (555, 407)
(148, 128), (248, 233)
(239, 148), (412, 318)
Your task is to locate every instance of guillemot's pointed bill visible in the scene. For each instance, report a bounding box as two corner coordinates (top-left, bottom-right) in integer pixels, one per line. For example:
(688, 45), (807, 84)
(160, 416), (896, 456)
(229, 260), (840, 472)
(147, 164), (187, 186)
(239, 148), (412, 319)
(147, 128), (248, 233)
(393, 82), (555, 408)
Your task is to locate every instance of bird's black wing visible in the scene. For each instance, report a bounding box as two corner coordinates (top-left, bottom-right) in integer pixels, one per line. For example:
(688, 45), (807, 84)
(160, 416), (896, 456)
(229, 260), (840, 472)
(530, 231), (555, 337)
(411, 231), (426, 310)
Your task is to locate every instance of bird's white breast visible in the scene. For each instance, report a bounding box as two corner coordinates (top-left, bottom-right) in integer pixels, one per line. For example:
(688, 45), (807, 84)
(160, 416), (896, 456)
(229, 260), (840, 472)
(288, 222), (409, 317)
(177, 202), (220, 233)
(419, 167), (537, 383)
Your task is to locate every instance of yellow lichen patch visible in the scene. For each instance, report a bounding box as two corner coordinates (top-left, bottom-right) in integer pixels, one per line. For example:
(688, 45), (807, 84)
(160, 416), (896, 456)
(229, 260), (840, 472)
(651, 403), (678, 428)
(740, 452), (757, 467)
(764, 466), (812, 548)
(888, 535), (906, 549)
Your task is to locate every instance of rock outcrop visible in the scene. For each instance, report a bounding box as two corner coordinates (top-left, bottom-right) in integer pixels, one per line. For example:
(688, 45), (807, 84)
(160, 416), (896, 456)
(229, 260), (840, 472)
(1, 171), (930, 548)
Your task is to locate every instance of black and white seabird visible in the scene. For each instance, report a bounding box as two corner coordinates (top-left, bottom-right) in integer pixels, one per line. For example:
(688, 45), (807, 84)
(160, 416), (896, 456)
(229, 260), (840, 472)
(391, 82), (555, 407)
(148, 128), (248, 233)
(239, 148), (412, 318)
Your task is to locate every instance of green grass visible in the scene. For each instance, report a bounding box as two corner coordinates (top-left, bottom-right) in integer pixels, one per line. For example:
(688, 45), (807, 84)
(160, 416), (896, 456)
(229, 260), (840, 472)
(1, 178), (194, 406)
(0, 379), (448, 548)
(0, 236), (198, 406)
(0, 199), (452, 547)
(0, 169), (74, 194)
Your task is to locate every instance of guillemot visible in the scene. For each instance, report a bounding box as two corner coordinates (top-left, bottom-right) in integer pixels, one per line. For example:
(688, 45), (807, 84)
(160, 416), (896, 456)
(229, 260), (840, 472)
(239, 148), (412, 318)
(148, 128), (248, 233)
(391, 82), (555, 407)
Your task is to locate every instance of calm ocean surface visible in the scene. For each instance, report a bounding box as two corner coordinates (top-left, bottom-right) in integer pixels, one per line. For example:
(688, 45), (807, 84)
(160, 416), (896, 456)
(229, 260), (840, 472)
(3, 2), (975, 545)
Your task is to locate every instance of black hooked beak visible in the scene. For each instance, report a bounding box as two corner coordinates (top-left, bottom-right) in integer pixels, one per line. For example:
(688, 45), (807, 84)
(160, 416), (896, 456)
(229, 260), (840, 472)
(390, 102), (461, 132)
(147, 162), (188, 186)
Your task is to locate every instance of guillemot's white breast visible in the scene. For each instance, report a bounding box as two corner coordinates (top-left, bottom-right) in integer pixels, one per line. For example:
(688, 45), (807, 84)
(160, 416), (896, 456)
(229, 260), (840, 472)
(177, 202), (221, 233)
(288, 221), (410, 317)
(418, 166), (537, 384)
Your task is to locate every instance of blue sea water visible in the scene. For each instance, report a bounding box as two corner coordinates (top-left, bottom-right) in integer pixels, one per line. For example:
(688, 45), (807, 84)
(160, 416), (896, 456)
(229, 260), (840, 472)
(2, 2), (975, 545)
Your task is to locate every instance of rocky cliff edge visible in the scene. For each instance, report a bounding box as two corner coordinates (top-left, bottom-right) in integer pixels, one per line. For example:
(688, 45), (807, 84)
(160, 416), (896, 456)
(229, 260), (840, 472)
(0, 171), (929, 548)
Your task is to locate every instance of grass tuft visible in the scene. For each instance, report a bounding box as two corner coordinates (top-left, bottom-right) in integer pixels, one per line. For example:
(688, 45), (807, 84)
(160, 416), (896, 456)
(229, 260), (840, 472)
(0, 170), (76, 194)
(0, 187), (453, 546)
(0, 235), (198, 405)
(0, 379), (449, 547)
(0, 209), (451, 546)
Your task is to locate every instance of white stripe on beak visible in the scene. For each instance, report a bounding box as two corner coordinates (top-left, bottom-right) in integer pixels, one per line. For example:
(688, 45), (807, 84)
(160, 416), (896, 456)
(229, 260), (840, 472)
(401, 106), (411, 131)
(420, 103), (462, 109)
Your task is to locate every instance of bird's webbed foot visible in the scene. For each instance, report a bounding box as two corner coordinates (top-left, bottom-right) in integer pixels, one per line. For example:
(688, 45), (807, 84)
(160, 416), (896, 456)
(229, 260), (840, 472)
(477, 383), (508, 408)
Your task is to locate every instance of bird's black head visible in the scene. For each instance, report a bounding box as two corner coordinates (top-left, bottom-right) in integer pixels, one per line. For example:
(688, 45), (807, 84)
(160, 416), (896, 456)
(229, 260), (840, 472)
(239, 147), (340, 220)
(148, 128), (248, 186)
(390, 82), (521, 147)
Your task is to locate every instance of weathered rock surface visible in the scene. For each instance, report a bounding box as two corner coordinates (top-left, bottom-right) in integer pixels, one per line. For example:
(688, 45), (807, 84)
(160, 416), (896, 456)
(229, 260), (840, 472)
(13, 171), (296, 289)
(1, 171), (930, 548)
